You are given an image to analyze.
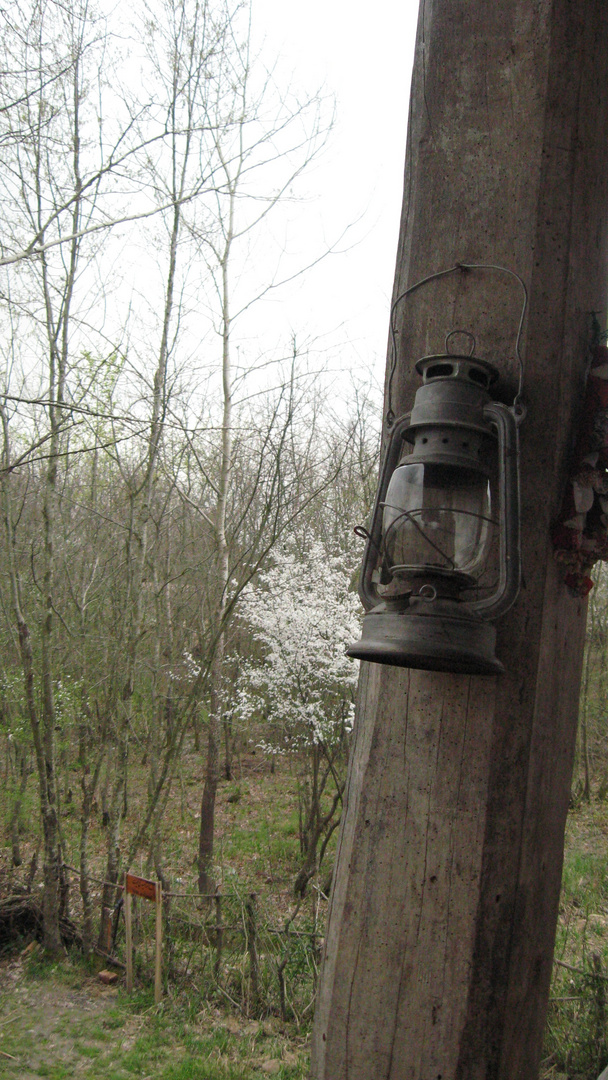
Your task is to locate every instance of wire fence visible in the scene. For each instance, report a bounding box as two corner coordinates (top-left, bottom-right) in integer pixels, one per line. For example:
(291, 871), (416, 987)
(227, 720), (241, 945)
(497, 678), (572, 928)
(62, 865), (325, 1023)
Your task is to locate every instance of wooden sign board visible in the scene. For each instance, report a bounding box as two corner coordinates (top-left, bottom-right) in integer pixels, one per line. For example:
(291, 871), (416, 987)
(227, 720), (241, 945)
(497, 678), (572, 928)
(124, 872), (163, 1003)
(126, 873), (157, 901)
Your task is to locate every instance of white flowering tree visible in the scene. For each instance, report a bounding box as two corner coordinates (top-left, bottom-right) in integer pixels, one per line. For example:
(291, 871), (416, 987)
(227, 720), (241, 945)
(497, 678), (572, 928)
(233, 543), (361, 895)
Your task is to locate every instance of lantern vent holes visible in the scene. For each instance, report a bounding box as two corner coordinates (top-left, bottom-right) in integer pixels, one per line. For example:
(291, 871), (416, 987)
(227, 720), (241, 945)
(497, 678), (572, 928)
(405, 427), (493, 474)
(424, 359), (492, 389)
(419, 356), (496, 390)
(427, 362), (454, 379)
(468, 367), (491, 388)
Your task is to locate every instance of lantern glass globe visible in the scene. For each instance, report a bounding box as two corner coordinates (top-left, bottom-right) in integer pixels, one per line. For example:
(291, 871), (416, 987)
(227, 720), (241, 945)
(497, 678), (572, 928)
(382, 461), (495, 582)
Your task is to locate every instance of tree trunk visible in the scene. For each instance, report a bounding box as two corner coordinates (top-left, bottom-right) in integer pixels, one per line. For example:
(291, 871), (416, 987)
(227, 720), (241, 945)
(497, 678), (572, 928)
(198, 649), (222, 895)
(311, 1), (608, 1077)
(9, 744), (29, 868)
(580, 610), (594, 802)
(80, 745), (104, 950)
(197, 159), (234, 894)
(1, 408), (63, 954)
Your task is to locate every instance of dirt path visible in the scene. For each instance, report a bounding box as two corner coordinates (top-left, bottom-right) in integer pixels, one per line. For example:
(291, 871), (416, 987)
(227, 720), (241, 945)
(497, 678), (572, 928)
(0, 951), (308, 1080)
(0, 953), (128, 1079)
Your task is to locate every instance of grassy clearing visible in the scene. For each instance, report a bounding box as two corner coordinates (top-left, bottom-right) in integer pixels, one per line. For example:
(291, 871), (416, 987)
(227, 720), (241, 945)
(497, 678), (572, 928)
(0, 951), (309, 1080)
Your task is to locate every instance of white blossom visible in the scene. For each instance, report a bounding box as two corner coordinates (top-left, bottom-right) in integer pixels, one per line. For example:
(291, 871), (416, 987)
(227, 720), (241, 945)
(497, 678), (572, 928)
(233, 543), (360, 753)
(169, 650), (201, 683)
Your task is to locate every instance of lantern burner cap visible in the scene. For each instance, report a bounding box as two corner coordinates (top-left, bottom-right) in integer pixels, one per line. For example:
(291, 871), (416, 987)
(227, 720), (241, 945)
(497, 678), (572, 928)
(387, 566), (478, 598)
(416, 354), (499, 390)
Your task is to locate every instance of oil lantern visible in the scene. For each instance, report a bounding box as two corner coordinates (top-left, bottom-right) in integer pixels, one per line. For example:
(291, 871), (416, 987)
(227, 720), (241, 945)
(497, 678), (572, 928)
(347, 346), (521, 675)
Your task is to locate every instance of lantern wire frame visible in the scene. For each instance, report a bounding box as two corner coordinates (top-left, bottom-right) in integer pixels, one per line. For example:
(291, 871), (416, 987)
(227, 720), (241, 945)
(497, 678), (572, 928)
(381, 503), (498, 573)
(354, 505), (501, 595)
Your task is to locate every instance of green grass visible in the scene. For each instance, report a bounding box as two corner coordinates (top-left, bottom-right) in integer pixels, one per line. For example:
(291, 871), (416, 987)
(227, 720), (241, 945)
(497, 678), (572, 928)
(0, 954), (310, 1080)
(560, 849), (608, 912)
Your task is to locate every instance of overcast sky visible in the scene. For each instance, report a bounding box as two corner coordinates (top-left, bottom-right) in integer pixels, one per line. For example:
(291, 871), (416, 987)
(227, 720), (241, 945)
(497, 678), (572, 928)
(247, 0), (419, 385)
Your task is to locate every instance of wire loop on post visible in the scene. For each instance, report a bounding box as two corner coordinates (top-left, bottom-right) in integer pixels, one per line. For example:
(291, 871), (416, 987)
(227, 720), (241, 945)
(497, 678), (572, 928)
(445, 329), (476, 356)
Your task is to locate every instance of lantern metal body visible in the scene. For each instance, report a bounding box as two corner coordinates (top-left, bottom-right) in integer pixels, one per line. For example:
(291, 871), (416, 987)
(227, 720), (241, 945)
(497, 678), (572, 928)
(347, 354), (521, 675)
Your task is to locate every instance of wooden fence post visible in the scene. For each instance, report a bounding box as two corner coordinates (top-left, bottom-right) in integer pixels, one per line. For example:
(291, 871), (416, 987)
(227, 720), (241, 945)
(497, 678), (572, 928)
(592, 952), (607, 1072)
(214, 891), (223, 979)
(125, 873), (133, 993)
(154, 881), (162, 1005)
(245, 893), (259, 1013)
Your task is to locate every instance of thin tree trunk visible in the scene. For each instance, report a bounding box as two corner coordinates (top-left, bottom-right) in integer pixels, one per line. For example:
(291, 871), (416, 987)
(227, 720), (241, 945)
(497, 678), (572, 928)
(9, 745), (29, 868)
(581, 640), (593, 802)
(198, 649), (222, 894)
(197, 159), (235, 894)
(1, 405), (62, 953)
(80, 742), (104, 950)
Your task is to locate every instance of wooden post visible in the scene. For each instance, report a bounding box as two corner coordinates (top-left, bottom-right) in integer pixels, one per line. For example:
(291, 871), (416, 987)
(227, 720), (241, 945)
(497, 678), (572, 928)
(102, 904), (112, 954)
(310, 2), (608, 1078)
(154, 881), (162, 1005)
(214, 891), (223, 979)
(245, 893), (259, 1014)
(124, 874), (133, 993)
(124, 873), (161, 1001)
(592, 952), (606, 1071)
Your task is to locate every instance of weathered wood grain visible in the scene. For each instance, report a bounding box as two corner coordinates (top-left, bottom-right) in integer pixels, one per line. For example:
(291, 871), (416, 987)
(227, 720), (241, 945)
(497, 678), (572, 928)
(311, 1), (608, 1077)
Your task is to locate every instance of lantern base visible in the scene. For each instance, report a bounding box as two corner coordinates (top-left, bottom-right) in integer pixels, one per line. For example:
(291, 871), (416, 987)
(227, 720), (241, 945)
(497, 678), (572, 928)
(347, 600), (503, 675)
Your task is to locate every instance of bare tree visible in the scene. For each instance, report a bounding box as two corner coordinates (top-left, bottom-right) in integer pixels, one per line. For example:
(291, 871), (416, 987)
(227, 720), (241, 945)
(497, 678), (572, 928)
(0, 0), (362, 951)
(0, 0), (117, 952)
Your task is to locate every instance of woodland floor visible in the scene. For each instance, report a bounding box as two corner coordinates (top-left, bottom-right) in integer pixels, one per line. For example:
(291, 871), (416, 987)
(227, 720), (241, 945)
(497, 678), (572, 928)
(0, 748), (319, 1079)
(2, 755), (608, 1078)
(0, 949), (309, 1079)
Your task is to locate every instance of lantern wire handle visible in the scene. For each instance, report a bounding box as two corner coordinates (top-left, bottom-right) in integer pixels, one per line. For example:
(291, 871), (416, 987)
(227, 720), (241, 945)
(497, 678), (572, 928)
(387, 263), (528, 426)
